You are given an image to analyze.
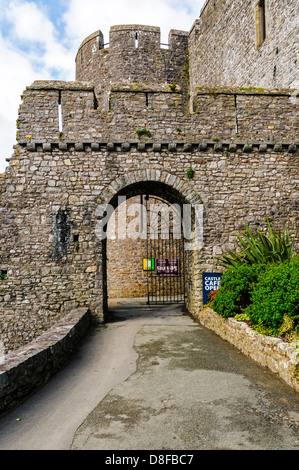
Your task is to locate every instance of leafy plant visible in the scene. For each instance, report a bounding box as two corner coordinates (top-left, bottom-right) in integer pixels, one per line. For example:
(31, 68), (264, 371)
(136, 128), (152, 138)
(169, 83), (177, 92)
(279, 314), (299, 341)
(234, 313), (250, 322)
(212, 264), (263, 318)
(247, 261), (299, 334)
(211, 221), (299, 339)
(215, 220), (298, 268)
(0, 272), (7, 280)
(186, 168), (194, 179)
(182, 50), (190, 79)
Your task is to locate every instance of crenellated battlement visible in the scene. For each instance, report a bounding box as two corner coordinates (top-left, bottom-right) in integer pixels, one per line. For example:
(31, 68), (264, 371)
(76, 25), (188, 57)
(109, 25), (161, 50)
(16, 81), (298, 145)
(75, 25), (189, 110)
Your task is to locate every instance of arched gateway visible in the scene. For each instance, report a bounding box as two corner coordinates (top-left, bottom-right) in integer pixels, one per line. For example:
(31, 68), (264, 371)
(95, 171), (203, 318)
(0, 22), (297, 354)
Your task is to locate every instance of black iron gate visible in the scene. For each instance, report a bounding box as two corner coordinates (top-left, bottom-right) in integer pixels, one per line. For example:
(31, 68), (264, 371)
(144, 195), (186, 305)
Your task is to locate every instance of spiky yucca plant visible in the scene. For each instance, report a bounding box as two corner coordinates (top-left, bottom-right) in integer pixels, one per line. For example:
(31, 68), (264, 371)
(216, 220), (298, 268)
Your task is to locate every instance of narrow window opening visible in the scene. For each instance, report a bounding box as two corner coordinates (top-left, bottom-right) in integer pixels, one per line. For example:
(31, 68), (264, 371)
(74, 234), (80, 252)
(256, 0), (267, 48)
(135, 32), (138, 48)
(260, 0), (266, 42)
(93, 92), (98, 110)
(234, 95), (239, 135)
(53, 209), (71, 259)
(0, 269), (7, 280)
(58, 91), (63, 133)
(145, 92), (149, 107)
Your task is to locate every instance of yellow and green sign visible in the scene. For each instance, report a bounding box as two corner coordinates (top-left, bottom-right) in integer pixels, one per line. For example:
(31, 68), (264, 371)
(143, 258), (155, 271)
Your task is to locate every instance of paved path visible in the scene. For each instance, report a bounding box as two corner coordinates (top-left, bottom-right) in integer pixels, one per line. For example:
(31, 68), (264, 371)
(0, 299), (298, 450)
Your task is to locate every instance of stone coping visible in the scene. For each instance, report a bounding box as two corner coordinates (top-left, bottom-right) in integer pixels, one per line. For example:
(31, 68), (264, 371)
(194, 307), (299, 392)
(110, 82), (182, 93)
(13, 141), (298, 156)
(194, 85), (298, 96)
(26, 81), (298, 97)
(76, 30), (103, 55)
(0, 308), (91, 416)
(26, 80), (94, 91)
(110, 24), (160, 33)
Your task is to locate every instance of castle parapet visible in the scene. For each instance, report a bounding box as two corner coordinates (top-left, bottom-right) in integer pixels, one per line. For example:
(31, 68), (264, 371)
(109, 24), (161, 51)
(17, 81), (97, 142)
(75, 25), (189, 111)
(16, 81), (298, 144)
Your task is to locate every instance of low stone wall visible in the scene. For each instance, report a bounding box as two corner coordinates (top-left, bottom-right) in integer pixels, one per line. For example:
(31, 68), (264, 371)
(194, 307), (299, 392)
(0, 308), (91, 416)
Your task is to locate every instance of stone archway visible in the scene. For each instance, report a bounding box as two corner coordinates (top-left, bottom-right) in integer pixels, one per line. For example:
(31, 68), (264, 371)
(99, 170), (202, 207)
(94, 170), (203, 320)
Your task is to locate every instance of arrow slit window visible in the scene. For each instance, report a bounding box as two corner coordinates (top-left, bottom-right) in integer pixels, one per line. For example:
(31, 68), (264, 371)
(256, 0), (267, 48)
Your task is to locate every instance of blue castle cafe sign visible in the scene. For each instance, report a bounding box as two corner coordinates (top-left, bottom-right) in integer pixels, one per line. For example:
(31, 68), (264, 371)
(202, 272), (222, 305)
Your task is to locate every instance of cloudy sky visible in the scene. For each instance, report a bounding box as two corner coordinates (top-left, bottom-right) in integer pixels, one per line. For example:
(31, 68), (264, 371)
(0, 0), (206, 172)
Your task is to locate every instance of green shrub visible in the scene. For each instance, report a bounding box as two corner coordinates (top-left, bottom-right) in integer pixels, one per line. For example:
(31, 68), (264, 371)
(234, 313), (250, 322)
(279, 314), (299, 341)
(212, 264), (263, 318)
(211, 221), (298, 339)
(247, 261), (299, 334)
(215, 220), (298, 268)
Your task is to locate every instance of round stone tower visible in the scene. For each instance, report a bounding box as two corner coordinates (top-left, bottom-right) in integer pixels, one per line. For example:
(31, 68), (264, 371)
(75, 25), (189, 110)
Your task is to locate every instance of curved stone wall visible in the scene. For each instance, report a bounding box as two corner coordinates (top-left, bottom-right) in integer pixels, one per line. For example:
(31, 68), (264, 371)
(0, 308), (90, 416)
(75, 25), (189, 110)
(195, 307), (299, 392)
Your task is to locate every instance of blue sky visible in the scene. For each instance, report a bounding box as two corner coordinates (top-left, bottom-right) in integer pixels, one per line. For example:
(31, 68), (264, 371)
(0, 0), (206, 172)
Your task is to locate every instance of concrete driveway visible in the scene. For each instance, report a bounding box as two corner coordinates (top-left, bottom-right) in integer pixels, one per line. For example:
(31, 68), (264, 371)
(0, 299), (298, 450)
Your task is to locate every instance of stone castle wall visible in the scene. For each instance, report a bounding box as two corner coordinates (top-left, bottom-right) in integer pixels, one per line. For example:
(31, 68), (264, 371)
(0, 16), (298, 354)
(17, 81), (298, 144)
(1, 138), (298, 352)
(189, 0), (298, 93)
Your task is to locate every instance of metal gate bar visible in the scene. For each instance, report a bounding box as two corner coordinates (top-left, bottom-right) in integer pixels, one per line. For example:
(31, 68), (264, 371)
(145, 194), (186, 305)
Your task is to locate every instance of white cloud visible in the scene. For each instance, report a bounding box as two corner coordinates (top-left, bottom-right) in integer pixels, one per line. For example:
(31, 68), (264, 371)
(0, 0), (205, 173)
(7, 1), (55, 43)
(63, 0), (202, 45)
(0, 34), (39, 171)
(0, 0), (74, 172)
